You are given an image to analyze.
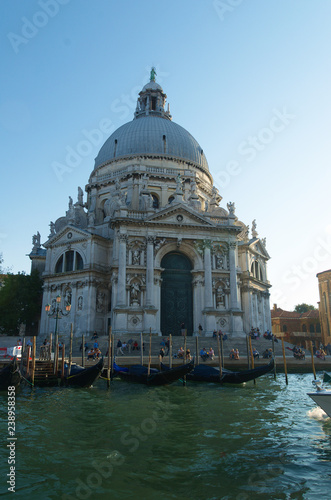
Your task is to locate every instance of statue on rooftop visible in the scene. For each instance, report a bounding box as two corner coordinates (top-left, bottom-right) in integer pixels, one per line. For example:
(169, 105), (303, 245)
(150, 67), (157, 82)
(227, 201), (235, 215)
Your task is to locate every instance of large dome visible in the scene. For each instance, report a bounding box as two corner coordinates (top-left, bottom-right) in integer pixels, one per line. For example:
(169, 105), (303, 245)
(94, 115), (209, 172)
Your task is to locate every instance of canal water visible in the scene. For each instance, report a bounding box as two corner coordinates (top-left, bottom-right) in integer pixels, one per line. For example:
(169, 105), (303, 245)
(0, 372), (330, 499)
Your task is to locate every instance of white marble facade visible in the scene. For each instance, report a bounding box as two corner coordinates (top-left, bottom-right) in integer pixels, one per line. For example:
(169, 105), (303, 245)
(31, 72), (272, 338)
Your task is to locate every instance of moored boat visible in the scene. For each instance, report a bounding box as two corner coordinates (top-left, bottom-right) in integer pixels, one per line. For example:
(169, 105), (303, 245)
(323, 371), (331, 383)
(31, 357), (104, 388)
(307, 384), (331, 418)
(113, 359), (194, 386)
(174, 358), (275, 384)
(0, 357), (21, 391)
(65, 357), (104, 387)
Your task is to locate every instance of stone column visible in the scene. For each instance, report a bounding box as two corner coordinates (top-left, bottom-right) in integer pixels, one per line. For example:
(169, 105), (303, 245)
(146, 236), (155, 307)
(117, 233), (127, 306)
(229, 242), (239, 309)
(204, 244), (213, 308)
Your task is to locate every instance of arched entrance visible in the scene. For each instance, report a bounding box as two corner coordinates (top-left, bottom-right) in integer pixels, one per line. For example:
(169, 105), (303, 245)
(161, 252), (193, 336)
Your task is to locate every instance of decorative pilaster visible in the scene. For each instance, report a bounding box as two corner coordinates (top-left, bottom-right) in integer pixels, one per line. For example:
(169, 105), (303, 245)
(204, 243), (213, 308)
(229, 242), (239, 309)
(117, 233), (127, 306)
(146, 236), (155, 307)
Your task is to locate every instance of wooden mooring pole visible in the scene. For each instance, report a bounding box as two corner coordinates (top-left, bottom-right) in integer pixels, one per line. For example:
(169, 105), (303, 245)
(217, 334), (222, 382)
(246, 335), (250, 370)
(195, 335), (199, 366)
(169, 334), (173, 369)
(26, 347), (31, 377)
(107, 327), (112, 388)
(183, 332), (187, 386)
(81, 334), (85, 368)
(272, 336), (277, 380)
(281, 338), (288, 385)
(68, 324), (73, 376)
(111, 334), (114, 381)
(147, 332), (152, 376)
(20, 337), (25, 372)
(248, 335), (256, 385)
(309, 340), (316, 380)
(140, 332), (144, 365)
(31, 337), (36, 386)
(61, 344), (65, 381)
(54, 334), (59, 375)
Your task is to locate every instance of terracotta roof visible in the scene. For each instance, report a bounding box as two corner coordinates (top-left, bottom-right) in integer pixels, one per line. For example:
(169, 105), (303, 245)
(271, 307), (319, 319)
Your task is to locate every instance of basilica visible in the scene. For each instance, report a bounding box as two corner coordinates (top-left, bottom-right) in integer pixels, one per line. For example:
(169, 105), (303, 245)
(30, 70), (272, 338)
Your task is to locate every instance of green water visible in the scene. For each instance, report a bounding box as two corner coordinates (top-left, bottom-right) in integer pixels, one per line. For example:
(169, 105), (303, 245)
(1, 373), (331, 499)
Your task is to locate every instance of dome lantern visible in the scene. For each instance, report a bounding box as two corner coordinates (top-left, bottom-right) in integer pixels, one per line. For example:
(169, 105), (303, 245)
(134, 67), (172, 121)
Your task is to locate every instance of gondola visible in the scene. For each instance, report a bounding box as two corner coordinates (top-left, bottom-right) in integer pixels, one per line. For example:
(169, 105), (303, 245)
(0, 356), (21, 391)
(65, 357), (104, 387)
(113, 359), (194, 386)
(162, 358), (274, 384)
(31, 357), (104, 388)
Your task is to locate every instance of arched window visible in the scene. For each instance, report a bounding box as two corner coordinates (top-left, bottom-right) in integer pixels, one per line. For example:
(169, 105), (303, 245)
(282, 324), (287, 332)
(302, 324), (307, 332)
(151, 194), (159, 209)
(168, 196), (174, 204)
(55, 255), (63, 274)
(316, 323), (321, 333)
(55, 250), (84, 274)
(309, 324), (315, 333)
(251, 261), (263, 281)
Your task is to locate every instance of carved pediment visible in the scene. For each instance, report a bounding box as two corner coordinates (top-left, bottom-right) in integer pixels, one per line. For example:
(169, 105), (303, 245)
(43, 226), (92, 248)
(247, 238), (270, 260)
(145, 204), (215, 227)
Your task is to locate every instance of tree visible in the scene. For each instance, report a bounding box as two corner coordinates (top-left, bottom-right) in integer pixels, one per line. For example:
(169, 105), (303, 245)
(0, 270), (43, 335)
(294, 303), (316, 314)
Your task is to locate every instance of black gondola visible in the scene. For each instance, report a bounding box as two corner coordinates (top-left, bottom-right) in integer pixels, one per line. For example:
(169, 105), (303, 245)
(113, 359), (194, 386)
(31, 357), (104, 388)
(161, 358), (274, 384)
(65, 357), (104, 387)
(0, 357), (21, 391)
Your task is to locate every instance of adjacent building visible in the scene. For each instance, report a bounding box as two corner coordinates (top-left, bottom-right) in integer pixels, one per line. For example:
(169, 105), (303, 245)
(317, 269), (331, 345)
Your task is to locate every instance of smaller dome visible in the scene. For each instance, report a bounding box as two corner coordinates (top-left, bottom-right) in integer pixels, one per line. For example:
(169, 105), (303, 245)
(141, 81), (163, 92)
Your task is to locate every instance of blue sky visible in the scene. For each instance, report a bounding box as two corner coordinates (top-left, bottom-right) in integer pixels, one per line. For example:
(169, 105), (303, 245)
(1, 0), (330, 311)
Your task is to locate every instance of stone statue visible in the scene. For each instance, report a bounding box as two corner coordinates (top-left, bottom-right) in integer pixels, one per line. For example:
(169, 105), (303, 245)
(150, 67), (157, 81)
(132, 249), (140, 265)
(175, 173), (183, 193)
(49, 222), (55, 237)
(227, 201), (235, 215)
(215, 253), (224, 269)
(252, 219), (258, 238)
(141, 173), (149, 190)
(64, 288), (72, 306)
(216, 286), (225, 307)
(77, 296), (83, 311)
(32, 231), (41, 250)
(130, 282), (140, 300)
(155, 238), (166, 251)
(96, 291), (105, 312)
(78, 186), (84, 205)
(262, 237), (267, 247)
(69, 196), (73, 209)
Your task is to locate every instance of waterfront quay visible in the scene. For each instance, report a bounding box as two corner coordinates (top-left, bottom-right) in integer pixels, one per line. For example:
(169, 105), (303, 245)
(1, 334), (330, 375)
